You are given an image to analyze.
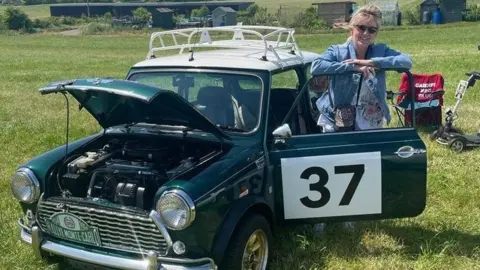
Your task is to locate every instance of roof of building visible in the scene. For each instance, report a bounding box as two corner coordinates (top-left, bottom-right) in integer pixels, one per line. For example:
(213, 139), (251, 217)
(213, 6), (237, 13)
(156, 7), (173, 12)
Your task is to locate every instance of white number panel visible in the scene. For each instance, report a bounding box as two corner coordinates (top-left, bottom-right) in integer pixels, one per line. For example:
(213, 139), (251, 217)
(280, 151), (382, 220)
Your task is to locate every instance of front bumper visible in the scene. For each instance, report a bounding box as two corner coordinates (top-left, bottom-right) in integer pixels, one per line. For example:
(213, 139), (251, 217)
(19, 219), (216, 270)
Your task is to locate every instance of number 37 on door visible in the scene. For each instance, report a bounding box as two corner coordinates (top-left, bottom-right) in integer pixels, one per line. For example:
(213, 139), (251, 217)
(280, 152), (382, 220)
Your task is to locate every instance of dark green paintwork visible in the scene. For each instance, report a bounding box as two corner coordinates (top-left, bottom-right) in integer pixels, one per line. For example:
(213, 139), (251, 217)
(39, 78), (230, 141)
(40, 78), (163, 101)
(13, 65), (428, 265)
(269, 128), (427, 224)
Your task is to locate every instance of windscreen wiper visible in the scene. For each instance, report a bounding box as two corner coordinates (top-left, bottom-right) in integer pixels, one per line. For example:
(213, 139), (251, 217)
(216, 125), (245, 132)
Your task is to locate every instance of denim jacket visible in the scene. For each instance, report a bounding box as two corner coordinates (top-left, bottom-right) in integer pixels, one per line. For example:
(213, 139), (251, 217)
(310, 40), (412, 125)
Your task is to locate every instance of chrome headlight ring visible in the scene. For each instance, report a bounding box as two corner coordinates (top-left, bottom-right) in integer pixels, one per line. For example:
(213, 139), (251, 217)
(156, 189), (196, 231)
(10, 167), (40, 204)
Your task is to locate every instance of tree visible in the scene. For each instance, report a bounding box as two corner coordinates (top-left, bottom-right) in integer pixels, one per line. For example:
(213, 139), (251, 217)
(191, 5), (209, 17)
(3, 7), (32, 30)
(132, 7), (151, 24)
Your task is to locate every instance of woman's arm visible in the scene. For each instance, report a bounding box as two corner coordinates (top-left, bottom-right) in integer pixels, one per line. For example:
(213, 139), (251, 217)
(342, 45), (412, 70)
(310, 45), (357, 76)
(370, 44), (412, 69)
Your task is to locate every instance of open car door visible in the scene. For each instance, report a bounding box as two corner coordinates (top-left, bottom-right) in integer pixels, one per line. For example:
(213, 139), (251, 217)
(268, 70), (427, 224)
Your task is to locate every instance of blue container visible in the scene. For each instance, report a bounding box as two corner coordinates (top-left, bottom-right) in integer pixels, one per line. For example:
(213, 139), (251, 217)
(433, 9), (442, 24)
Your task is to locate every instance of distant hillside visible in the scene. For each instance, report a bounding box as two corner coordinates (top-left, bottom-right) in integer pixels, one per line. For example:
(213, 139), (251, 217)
(0, 0), (478, 19)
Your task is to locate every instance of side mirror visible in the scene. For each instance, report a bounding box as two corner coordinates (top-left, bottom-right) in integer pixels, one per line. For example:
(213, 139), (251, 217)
(272, 123), (292, 139)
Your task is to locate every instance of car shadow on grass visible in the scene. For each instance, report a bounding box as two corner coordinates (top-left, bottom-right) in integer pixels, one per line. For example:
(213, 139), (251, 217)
(270, 220), (480, 268)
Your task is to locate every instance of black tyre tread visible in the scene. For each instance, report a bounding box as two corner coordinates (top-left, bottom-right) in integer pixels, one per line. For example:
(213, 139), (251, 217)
(219, 213), (272, 270)
(449, 137), (466, 152)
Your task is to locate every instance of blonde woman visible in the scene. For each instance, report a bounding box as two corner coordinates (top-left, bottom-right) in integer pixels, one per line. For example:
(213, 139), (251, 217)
(311, 3), (412, 132)
(310, 4), (412, 232)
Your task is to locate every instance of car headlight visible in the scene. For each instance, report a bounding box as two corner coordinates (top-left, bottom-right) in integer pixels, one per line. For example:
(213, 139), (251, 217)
(10, 168), (40, 204)
(156, 189), (195, 230)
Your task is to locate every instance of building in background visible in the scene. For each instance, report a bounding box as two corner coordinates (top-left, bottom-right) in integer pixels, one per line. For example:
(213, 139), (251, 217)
(50, 1), (252, 29)
(212, 6), (237, 26)
(369, 0), (401, 26)
(439, 0), (466, 23)
(311, 0), (356, 26)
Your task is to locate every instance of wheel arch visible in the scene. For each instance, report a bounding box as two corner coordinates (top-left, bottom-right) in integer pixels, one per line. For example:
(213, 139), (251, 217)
(211, 196), (274, 265)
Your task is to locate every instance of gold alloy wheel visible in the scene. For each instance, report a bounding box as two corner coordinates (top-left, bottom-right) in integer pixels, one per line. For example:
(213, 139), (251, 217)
(241, 229), (268, 270)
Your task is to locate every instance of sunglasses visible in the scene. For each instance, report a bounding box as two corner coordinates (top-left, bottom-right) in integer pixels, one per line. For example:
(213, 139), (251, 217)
(355, 24), (378, 34)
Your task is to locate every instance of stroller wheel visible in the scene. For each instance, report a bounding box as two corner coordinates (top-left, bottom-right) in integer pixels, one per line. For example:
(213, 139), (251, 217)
(449, 137), (466, 153)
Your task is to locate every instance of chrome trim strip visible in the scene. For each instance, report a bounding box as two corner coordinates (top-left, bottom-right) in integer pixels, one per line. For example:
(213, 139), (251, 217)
(37, 198), (169, 256)
(21, 227), (216, 270)
(394, 146), (426, 158)
(18, 218), (31, 233)
(42, 240), (152, 270)
(11, 168), (41, 203)
(21, 226), (32, 244)
(31, 226), (43, 260)
(147, 251), (158, 270)
(149, 210), (173, 251)
(157, 189), (196, 230)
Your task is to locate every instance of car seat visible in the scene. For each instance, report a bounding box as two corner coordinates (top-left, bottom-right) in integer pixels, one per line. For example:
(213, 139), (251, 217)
(196, 86), (237, 127)
(196, 86), (255, 130)
(389, 73), (445, 127)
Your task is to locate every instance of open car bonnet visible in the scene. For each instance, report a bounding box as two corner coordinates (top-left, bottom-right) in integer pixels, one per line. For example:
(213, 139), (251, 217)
(39, 78), (230, 141)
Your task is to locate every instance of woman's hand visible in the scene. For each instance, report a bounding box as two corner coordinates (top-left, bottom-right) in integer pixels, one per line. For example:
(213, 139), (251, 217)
(354, 65), (375, 77)
(343, 59), (374, 66)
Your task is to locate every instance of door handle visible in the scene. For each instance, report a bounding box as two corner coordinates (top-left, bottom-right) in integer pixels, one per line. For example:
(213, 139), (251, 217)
(394, 146), (426, 158)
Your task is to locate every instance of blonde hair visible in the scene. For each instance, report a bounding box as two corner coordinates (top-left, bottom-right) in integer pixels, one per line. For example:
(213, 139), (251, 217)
(347, 4), (383, 40)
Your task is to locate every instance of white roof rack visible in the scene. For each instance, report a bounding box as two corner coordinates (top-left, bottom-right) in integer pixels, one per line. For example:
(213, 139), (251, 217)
(145, 25), (304, 63)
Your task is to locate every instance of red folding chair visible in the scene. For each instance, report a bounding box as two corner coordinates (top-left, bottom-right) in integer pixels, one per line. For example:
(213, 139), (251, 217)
(390, 73), (445, 127)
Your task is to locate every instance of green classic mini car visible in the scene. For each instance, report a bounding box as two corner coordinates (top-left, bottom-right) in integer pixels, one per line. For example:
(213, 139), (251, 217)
(11, 26), (427, 270)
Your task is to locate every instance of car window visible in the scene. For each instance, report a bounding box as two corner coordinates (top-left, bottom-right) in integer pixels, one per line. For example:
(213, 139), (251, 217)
(271, 69), (299, 90)
(128, 71), (263, 132)
(282, 70), (415, 136)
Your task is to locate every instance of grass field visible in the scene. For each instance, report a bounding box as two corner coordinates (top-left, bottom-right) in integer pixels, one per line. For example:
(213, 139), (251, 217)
(0, 4), (50, 19)
(1, 22), (480, 269)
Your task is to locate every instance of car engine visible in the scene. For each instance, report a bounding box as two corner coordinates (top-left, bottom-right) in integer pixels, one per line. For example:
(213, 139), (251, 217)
(56, 138), (219, 210)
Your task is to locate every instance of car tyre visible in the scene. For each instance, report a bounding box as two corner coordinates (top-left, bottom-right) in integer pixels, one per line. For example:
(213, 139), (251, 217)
(449, 137), (467, 153)
(220, 213), (272, 270)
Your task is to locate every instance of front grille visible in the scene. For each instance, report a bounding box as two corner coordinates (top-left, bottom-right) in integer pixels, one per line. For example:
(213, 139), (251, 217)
(37, 198), (168, 256)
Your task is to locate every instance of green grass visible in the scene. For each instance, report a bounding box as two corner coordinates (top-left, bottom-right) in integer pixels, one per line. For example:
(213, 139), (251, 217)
(1, 22), (480, 269)
(0, 4), (50, 19)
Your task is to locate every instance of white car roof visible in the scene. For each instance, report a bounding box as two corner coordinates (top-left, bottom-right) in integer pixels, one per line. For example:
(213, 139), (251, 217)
(131, 26), (320, 72)
(132, 48), (320, 71)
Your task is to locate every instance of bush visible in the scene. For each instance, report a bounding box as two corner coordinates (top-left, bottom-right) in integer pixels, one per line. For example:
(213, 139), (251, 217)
(3, 7), (32, 30)
(237, 4), (277, 26)
(277, 7), (329, 30)
(80, 22), (112, 35)
(464, 4), (480, 21)
(403, 6), (421, 25)
(0, 14), (7, 32)
(132, 7), (151, 27)
(190, 5), (209, 17)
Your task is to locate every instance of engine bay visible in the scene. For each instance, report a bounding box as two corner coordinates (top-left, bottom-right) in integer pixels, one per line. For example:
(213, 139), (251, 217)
(54, 137), (221, 210)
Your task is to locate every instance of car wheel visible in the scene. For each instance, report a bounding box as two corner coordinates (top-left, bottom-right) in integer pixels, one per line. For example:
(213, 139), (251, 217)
(449, 137), (466, 153)
(220, 213), (272, 270)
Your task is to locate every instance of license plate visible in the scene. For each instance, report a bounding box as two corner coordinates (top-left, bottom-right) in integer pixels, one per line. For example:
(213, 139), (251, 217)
(45, 212), (101, 246)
